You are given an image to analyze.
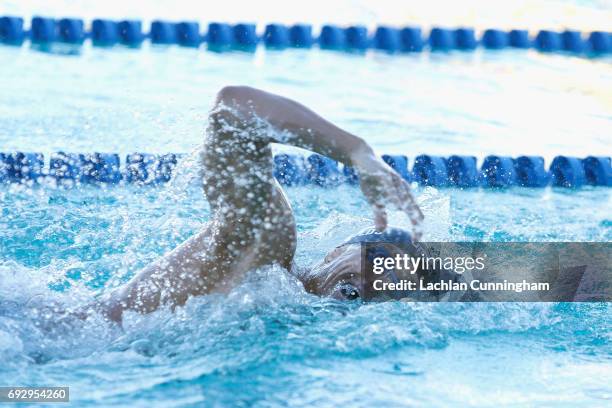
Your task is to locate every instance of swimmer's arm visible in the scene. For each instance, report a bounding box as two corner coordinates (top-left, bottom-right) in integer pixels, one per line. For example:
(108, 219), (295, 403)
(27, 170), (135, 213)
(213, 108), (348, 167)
(216, 86), (423, 234)
(90, 86), (423, 323)
(95, 220), (244, 322)
(216, 85), (372, 165)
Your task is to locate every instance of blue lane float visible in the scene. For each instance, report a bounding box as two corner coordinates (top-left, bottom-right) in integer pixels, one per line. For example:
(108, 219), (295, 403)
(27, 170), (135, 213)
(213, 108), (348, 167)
(588, 31), (611, 54)
(289, 24), (313, 48)
(446, 155), (478, 187)
(509, 29), (530, 48)
(373, 26), (400, 52)
(0, 153), (44, 182)
(125, 153), (176, 184)
(454, 28), (477, 50)
(156, 154), (178, 183)
(150, 21), (177, 45)
(382, 155), (410, 181)
(482, 29), (508, 49)
(81, 153), (121, 183)
(118, 20), (144, 46)
(550, 156), (587, 188)
(429, 27), (455, 51)
(273, 154), (305, 186)
(345, 25), (369, 50)
(307, 154), (341, 186)
(176, 22), (201, 47)
(31, 17), (57, 43)
(207, 23), (232, 49)
(125, 153), (156, 183)
(582, 156), (612, 186)
(514, 156), (549, 187)
(412, 155), (448, 186)
(49, 152), (82, 181)
(1, 152), (610, 188)
(561, 30), (586, 53)
(319, 25), (346, 49)
(343, 165), (359, 185)
(480, 156), (517, 187)
(233, 23), (258, 49)
(534, 30), (562, 52)
(91, 19), (119, 46)
(49, 153), (121, 183)
(0, 16), (25, 45)
(58, 18), (85, 44)
(400, 27), (423, 52)
(264, 24), (290, 48)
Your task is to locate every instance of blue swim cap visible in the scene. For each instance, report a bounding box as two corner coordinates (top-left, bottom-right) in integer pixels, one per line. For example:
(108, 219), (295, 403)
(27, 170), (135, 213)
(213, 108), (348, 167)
(338, 227), (416, 290)
(340, 227), (465, 300)
(340, 226), (421, 255)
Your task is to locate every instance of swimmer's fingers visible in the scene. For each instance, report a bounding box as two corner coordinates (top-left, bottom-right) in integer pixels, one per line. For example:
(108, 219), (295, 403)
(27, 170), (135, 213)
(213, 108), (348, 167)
(391, 175), (424, 241)
(358, 160), (424, 239)
(392, 175), (423, 222)
(359, 173), (391, 231)
(373, 204), (388, 231)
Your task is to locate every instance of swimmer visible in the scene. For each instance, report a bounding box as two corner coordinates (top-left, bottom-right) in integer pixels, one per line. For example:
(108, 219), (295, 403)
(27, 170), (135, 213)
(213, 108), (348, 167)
(96, 86), (424, 322)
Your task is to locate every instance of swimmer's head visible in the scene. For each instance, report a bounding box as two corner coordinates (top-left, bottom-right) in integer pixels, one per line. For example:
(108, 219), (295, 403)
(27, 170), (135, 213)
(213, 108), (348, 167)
(300, 227), (420, 301)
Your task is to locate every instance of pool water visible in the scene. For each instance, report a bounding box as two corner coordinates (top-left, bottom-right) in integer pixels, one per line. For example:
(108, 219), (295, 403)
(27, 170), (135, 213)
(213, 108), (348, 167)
(0, 37), (611, 407)
(0, 45), (610, 158)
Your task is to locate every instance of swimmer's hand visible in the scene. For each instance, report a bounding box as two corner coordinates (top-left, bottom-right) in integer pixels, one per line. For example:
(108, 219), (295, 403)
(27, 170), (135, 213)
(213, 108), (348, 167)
(351, 147), (424, 239)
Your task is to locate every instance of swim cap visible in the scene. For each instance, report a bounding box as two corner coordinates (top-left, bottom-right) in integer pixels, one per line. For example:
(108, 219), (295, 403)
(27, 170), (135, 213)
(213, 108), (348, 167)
(340, 226), (422, 256)
(339, 227), (422, 297)
(340, 227), (466, 300)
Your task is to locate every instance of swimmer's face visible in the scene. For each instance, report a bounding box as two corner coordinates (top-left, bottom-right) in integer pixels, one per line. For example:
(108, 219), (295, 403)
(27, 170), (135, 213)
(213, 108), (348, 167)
(304, 244), (364, 300)
(302, 242), (410, 301)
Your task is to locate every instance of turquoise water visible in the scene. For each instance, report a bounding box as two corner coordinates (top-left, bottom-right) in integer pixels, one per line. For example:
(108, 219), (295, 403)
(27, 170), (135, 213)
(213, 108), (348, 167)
(0, 37), (611, 407)
(0, 46), (610, 158)
(1, 181), (611, 406)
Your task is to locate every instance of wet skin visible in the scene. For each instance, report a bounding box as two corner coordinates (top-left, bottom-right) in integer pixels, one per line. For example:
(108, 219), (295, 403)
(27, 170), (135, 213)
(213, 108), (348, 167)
(95, 86), (423, 323)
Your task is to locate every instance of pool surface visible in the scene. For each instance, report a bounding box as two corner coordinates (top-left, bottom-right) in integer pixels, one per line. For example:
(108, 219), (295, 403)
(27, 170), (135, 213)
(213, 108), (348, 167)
(1, 13), (611, 408)
(0, 44), (610, 158)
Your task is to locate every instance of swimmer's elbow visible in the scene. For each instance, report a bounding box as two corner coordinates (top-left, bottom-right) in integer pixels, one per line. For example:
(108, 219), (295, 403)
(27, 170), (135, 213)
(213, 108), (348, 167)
(215, 85), (254, 106)
(211, 86), (268, 129)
